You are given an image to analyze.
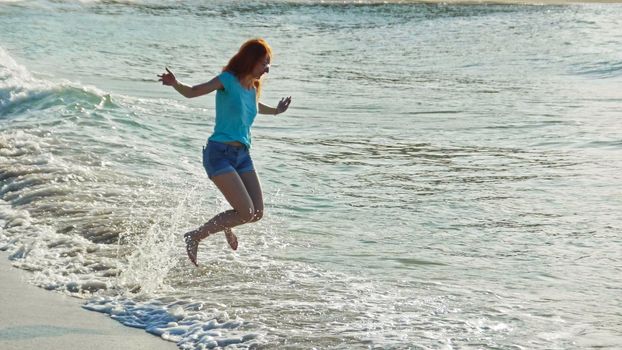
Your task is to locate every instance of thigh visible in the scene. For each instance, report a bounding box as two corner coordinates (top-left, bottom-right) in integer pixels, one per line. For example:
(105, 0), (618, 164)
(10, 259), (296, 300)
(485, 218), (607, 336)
(239, 171), (264, 212)
(211, 171), (254, 214)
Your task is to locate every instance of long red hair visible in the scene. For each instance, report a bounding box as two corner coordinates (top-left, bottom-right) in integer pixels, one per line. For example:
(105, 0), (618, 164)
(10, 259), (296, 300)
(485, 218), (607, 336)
(223, 38), (272, 98)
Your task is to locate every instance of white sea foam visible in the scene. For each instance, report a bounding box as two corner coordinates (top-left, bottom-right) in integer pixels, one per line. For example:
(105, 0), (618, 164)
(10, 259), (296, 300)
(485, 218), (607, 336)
(0, 46), (115, 116)
(84, 297), (261, 349)
(0, 46), (54, 111)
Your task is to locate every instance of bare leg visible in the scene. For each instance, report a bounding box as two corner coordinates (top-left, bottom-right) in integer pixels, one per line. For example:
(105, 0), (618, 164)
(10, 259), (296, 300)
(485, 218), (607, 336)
(240, 171), (264, 222)
(224, 228), (238, 251)
(198, 171), (255, 237)
(184, 171), (254, 265)
(223, 171), (262, 251)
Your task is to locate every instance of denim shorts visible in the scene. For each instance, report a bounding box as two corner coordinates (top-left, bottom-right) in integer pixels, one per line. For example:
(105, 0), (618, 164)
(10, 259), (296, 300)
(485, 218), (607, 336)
(202, 140), (255, 178)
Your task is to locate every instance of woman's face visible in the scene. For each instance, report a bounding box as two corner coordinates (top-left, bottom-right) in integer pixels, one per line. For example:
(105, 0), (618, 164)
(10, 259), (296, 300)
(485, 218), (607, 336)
(252, 54), (271, 79)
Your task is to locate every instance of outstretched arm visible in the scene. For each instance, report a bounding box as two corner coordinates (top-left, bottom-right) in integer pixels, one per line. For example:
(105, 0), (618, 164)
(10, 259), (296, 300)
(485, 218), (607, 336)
(258, 96), (292, 115)
(158, 67), (223, 98)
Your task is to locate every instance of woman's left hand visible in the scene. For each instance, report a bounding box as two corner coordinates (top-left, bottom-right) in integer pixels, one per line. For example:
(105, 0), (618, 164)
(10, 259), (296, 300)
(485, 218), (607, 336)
(276, 96), (292, 115)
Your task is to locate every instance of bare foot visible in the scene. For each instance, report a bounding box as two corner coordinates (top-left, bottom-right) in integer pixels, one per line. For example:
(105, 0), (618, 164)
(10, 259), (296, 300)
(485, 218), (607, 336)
(184, 231), (199, 267)
(225, 228), (238, 251)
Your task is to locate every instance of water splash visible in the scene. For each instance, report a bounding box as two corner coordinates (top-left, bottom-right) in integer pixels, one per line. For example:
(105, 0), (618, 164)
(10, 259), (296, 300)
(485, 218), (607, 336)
(115, 183), (203, 296)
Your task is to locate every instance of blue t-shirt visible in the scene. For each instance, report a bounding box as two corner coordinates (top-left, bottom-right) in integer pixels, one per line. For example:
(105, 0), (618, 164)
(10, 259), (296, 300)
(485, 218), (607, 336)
(208, 71), (258, 147)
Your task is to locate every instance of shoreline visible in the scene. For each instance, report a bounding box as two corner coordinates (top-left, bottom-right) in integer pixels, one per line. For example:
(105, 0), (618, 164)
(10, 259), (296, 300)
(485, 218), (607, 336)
(0, 251), (177, 350)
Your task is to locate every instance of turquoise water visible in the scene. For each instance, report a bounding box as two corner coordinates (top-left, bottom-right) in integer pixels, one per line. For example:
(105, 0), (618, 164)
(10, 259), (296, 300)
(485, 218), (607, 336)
(1, 1), (621, 349)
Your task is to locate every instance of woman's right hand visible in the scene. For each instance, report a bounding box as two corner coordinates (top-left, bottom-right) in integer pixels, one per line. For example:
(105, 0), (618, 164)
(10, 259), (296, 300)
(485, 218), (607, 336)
(157, 67), (177, 86)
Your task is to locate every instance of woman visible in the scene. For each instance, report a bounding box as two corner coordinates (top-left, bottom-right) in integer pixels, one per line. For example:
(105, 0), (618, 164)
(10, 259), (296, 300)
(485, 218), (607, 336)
(158, 38), (292, 266)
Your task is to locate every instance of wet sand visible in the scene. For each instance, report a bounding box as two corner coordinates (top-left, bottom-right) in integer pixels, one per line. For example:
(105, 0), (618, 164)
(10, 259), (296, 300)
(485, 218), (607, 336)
(0, 251), (177, 350)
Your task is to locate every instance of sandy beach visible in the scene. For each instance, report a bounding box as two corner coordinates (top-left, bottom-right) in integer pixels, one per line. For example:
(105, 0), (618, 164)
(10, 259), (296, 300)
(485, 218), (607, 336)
(0, 252), (177, 350)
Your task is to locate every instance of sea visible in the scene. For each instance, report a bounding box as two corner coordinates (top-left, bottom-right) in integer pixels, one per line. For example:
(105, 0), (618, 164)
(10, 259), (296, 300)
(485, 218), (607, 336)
(1, 0), (621, 349)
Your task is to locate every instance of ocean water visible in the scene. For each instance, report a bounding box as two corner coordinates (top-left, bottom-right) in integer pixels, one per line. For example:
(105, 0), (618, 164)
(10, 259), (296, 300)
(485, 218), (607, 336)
(1, 0), (621, 349)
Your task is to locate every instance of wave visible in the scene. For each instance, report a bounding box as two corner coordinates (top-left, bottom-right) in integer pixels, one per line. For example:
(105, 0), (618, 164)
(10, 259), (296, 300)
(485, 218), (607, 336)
(0, 46), (116, 118)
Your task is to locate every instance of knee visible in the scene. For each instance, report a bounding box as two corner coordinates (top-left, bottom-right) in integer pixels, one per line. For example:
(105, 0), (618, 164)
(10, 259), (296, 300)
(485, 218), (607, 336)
(237, 207), (255, 223)
(251, 209), (263, 223)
